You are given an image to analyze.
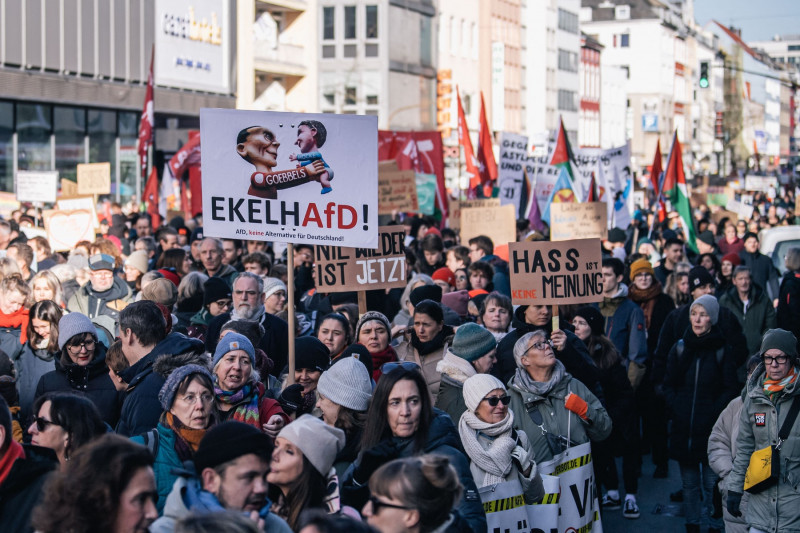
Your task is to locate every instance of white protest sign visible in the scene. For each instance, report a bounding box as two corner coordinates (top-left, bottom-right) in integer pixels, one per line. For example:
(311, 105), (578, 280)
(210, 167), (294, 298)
(16, 171), (58, 204)
(200, 109), (379, 248)
(497, 132), (530, 215)
(529, 162), (560, 214)
(479, 474), (560, 532)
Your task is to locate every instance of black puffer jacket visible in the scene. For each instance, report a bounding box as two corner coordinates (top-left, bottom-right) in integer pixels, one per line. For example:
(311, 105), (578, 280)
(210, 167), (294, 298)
(493, 305), (600, 392)
(0, 444), (57, 533)
(34, 343), (122, 426)
(663, 325), (739, 464)
(777, 270), (800, 347)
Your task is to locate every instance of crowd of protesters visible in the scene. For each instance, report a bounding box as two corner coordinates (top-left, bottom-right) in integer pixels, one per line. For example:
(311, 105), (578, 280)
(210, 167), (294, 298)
(0, 191), (799, 533)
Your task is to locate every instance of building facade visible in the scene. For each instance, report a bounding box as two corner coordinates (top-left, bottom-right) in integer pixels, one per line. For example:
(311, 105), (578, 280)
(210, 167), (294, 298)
(580, 33), (602, 147)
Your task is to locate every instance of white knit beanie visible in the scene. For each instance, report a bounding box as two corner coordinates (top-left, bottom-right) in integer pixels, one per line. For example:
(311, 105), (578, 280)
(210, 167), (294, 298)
(277, 415), (345, 476)
(262, 277), (287, 300)
(317, 357), (373, 412)
(462, 374), (507, 412)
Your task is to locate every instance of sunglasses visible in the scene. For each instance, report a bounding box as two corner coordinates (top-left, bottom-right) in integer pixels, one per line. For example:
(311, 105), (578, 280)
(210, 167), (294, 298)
(482, 395), (511, 407)
(33, 416), (62, 432)
(381, 361), (421, 374)
(368, 495), (412, 514)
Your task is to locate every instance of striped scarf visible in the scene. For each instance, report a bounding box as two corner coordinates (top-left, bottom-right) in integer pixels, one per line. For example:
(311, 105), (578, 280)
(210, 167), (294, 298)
(763, 367), (798, 401)
(215, 382), (262, 428)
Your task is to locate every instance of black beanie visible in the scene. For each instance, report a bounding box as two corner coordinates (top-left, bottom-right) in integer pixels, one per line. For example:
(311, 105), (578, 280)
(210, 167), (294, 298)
(203, 277), (232, 307)
(295, 337), (330, 373)
(194, 421), (272, 473)
(574, 306), (605, 337)
(689, 266), (714, 291)
(410, 284), (442, 306)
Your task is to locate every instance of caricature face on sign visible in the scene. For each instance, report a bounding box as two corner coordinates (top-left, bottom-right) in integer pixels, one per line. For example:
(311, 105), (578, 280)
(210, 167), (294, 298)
(201, 109), (378, 248)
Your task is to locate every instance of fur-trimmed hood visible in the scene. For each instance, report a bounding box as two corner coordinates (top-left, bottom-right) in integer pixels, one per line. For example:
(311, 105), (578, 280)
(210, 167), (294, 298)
(153, 351), (213, 379)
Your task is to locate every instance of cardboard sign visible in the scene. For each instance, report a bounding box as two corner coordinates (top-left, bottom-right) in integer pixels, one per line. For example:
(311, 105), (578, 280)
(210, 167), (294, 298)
(550, 202), (608, 241)
(43, 209), (97, 251)
(378, 170), (418, 214)
(61, 179), (79, 197)
(459, 204), (516, 247)
(508, 239), (603, 305)
(449, 198), (501, 230)
(57, 196), (99, 229)
(313, 226), (406, 292)
(725, 199), (754, 220)
(201, 109), (379, 248)
(77, 162), (111, 195)
(0, 192), (20, 219)
(16, 171), (58, 204)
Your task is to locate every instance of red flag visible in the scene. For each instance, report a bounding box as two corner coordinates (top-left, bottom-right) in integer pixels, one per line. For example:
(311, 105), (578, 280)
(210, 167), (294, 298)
(477, 92), (497, 186)
(650, 140), (666, 222)
(456, 86), (480, 191)
(143, 167), (161, 228)
(169, 133), (201, 179)
(138, 47), (155, 178)
(586, 172), (598, 202)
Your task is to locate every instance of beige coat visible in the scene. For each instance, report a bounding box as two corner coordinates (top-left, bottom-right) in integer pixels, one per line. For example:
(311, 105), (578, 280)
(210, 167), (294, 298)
(707, 396), (749, 533)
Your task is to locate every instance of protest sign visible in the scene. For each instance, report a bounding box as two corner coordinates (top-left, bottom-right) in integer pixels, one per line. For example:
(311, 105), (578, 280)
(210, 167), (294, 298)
(415, 172), (436, 215)
(550, 202), (608, 241)
(378, 170), (418, 214)
(529, 162), (561, 214)
(201, 109), (379, 248)
(0, 192), (20, 219)
(43, 209), (96, 251)
(313, 226), (406, 292)
(459, 204), (515, 247)
(508, 239), (603, 305)
(497, 132), (530, 214)
(449, 198), (500, 230)
(744, 175), (777, 192)
(61, 179), (78, 197)
(725, 199), (754, 220)
(479, 474), (560, 533)
(77, 162), (111, 195)
(16, 171), (58, 204)
(57, 196), (100, 228)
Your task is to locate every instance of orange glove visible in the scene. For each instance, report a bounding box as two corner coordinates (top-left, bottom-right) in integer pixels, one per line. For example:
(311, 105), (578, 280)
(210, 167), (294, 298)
(565, 393), (588, 420)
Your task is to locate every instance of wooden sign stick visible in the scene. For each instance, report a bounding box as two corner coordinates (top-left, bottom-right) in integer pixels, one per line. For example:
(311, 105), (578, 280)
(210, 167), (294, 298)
(286, 243), (296, 386)
(552, 305), (560, 333)
(358, 291), (368, 316)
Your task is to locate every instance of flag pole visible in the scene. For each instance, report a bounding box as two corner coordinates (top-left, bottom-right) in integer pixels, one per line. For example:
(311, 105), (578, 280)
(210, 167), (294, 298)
(286, 243), (296, 386)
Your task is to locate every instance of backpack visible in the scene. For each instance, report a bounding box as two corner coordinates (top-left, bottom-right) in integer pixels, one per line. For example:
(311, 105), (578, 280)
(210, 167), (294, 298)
(141, 428), (160, 459)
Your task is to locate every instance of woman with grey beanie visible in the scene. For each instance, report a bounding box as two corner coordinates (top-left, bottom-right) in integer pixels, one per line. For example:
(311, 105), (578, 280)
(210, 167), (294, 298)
(316, 356), (374, 478)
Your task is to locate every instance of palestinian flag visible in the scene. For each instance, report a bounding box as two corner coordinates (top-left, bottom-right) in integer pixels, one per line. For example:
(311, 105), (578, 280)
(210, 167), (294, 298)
(549, 117), (576, 183)
(650, 139), (667, 222)
(662, 132), (697, 252)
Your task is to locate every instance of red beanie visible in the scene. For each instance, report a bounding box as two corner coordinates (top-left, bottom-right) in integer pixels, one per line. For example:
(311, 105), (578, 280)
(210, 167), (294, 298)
(432, 267), (456, 287)
(721, 253), (741, 267)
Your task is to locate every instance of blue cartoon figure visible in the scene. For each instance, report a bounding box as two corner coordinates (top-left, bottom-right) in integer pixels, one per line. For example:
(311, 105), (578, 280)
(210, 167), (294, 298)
(289, 120), (334, 194)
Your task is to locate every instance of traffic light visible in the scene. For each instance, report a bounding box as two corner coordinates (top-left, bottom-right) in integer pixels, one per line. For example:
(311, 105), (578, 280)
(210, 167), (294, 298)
(699, 61), (709, 89)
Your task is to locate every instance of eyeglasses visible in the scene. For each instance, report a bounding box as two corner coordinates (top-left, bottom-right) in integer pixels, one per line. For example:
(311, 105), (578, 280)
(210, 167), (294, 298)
(234, 290), (259, 297)
(179, 393), (214, 406)
(368, 495), (412, 514)
(213, 299), (232, 308)
(67, 338), (95, 354)
(33, 416), (62, 432)
(764, 355), (790, 365)
(91, 271), (114, 278)
(381, 361), (421, 374)
(482, 395), (511, 407)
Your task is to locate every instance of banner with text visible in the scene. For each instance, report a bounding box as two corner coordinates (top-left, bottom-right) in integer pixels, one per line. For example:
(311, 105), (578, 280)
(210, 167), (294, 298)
(16, 171), (58, 204)
(448, 198), (500, 230)
(460, 204), (516, 248)
(509, 239), (604, 305)
(313, 226), (406, 292)
(201, 109), (378, 248)
(378, 169), (418, 214)
(550, 202), (608, 241)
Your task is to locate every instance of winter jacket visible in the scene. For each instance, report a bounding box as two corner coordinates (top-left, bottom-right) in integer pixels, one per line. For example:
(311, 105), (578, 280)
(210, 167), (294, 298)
(131, 424), (183, 514)
(598, 284), (648, 365)
(479, 254), (511, 297)
(206, 310), (289, 378)
(719, 284), (777, 356)
(395, 326), (454, 398)
(15, 342), (57, 424)
(66, 275), (132, 320)
(739, 249), (780, 300)
(341, 410), (487, 533)
(777, 270), (800, 348)
(435, 351), (475, 425)
(207, 263), (239, 289)
(34, 343), (122, 426)
(654, 302), (748, 386)
(628, 286), (675, 356)
(150, 475), (292, 533)
(727, 364), (800, 533)
(116, 333), (205, 436)
(663, 326), (739, 464)
(708, 395), (749, 533)
(332, 426), (363, 480)
(493, 305), (600, 391)
(0, 444), (57, 533)
(507, 363), (612, 464)
(0, 315), (26, 363)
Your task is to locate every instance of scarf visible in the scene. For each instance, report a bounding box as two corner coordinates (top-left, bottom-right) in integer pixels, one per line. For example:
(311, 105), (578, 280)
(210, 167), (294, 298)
(0, 439), (24, 485)
(764, 367), (799, 401)
(458, 411), (516, 485)
(511, 360), (565, 398)
(0, 307), (28, 344)
(164, 412), (206, 462)
(230, 304), (266, 324)
(215, 381), (262, 428)
(410, 325), (453, 356)
(435, 351), (477, 384)
(370, 346), (397, 382)
(629, 282), (664, 330)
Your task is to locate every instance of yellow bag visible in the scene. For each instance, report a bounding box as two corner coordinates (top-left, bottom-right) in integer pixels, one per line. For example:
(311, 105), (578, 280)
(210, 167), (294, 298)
(743, 445), (779, 493)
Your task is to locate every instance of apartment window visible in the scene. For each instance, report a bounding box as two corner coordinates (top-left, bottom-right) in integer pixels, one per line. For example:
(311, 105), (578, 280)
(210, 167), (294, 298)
(558, 49), (578, 72)
(557, 89), (577, 111)
(420, 17), (432, 67)
(322, 45), (335, 58)
(344, 44), (357, 58)
(367, 95), (378, 105)
(789, 45), (800, 51)
(558, 8), (578, 34)
(323, 7), (334, 40)
(365, 44), (378, 57)
(366, 5), (378, 38)
(345, 87), (357, 105)
(323, 92), (335, 106)
(621, 33), (630, 47)
(344, 6), (356, 39)
(615, 5), (630, 20)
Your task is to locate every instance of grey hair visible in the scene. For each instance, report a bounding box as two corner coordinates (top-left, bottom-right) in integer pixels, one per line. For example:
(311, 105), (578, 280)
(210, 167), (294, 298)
(177, 271), (208, 304)
(512, 330), (548, 367)
(201, 237), (223, 252)
(732, 265), (751, 278)
(233, 271), (264, 294)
